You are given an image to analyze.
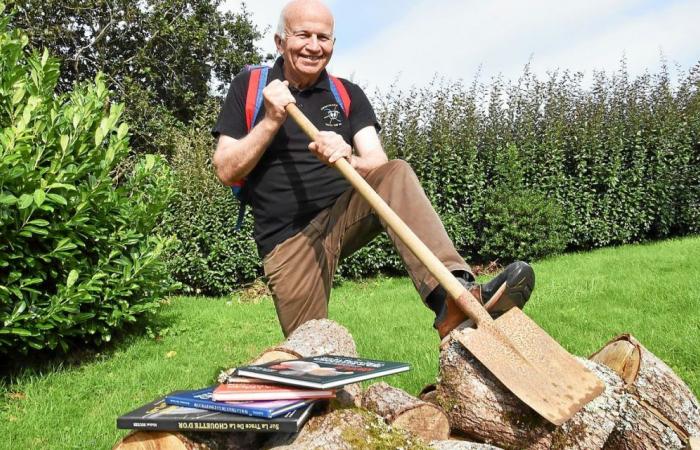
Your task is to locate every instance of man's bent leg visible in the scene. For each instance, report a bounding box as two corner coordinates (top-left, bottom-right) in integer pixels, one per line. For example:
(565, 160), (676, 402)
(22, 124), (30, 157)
(325, 160), (534, 338)
(263, 214), (335, 337)
(363, 160), (471, 298)
(325, 159), (472, 302)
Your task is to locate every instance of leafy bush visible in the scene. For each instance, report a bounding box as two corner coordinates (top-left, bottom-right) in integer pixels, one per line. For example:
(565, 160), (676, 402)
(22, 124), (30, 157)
(479, 187), (569, 262)
(0, 16), (176, 354)
(477, 145), (570, 262)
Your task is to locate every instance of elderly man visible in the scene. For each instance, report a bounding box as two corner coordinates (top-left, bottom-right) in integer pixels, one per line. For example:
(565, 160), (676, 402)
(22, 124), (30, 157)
(212, 0), (534, 338)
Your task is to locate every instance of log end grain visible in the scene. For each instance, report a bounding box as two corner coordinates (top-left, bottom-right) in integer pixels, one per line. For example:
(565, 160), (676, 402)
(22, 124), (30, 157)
(429, 439), (504, 450)
(592, 333), (700, 444)
(392, 404), (451, 442)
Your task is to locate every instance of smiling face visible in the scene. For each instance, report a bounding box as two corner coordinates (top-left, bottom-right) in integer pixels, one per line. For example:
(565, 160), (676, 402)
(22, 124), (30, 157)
(275, 0), (335, 89)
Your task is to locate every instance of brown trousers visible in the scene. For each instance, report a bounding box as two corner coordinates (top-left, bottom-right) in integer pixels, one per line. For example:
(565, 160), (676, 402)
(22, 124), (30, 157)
(263, 160), (471, 336)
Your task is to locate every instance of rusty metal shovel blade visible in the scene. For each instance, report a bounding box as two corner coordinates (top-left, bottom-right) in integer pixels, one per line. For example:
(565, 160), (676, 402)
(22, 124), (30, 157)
(455, 306), (605, 426)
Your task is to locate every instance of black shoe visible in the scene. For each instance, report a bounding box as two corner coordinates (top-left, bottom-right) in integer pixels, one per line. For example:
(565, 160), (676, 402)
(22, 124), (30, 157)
(434, 261), (535, 338)
(479, 261), (535, 318)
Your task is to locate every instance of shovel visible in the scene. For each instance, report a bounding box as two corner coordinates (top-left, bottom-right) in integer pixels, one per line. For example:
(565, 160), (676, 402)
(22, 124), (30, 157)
(285, 103), (604, 425)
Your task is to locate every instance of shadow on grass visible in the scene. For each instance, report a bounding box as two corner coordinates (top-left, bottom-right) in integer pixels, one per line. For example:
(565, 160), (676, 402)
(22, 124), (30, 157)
(0, 308), (180, 387)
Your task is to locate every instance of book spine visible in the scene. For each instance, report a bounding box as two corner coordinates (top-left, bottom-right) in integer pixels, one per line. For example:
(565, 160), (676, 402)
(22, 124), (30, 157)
(116, 417), (299, 433)
(165, 397), (272, 419)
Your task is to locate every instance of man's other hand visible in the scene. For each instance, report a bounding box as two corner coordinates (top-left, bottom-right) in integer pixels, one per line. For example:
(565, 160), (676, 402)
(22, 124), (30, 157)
(263, 80), (295, 124)
(309, 131), (352, 165)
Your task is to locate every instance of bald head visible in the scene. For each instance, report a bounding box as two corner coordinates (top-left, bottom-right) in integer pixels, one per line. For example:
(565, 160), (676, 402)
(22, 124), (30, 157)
(274, 0), (335, 89)
(276, 0), (334, 40)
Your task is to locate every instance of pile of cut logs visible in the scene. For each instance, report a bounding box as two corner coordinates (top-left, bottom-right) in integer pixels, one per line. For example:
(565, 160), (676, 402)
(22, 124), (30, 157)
(114, 320), (700, 450)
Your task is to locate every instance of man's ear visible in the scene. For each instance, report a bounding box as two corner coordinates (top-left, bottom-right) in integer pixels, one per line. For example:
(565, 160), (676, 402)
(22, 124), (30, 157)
(274, 34), (284, 54)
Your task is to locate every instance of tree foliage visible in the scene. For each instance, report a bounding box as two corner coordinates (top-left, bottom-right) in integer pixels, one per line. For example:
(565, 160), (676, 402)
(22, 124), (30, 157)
(6, 0), (262, 154)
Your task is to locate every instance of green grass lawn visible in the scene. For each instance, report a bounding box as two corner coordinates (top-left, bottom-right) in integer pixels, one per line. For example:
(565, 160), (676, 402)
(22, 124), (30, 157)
(1, 236), (699, 449)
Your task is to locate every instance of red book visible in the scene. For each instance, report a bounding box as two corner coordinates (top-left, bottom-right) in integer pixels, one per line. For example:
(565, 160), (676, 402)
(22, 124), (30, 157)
(212, 382), (336, 402)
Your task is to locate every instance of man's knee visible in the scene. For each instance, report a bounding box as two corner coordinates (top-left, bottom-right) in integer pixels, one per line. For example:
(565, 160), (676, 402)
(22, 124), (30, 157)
(383, 159), (414, 176)
(370, 159), (419, 189)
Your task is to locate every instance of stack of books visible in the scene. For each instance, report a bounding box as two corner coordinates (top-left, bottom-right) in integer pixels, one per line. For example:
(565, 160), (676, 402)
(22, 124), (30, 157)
(117, 355), (410, 433)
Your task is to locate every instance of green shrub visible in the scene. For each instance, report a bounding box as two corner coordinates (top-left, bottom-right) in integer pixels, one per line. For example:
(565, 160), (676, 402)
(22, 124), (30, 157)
(479, 187), (569, 262)
(476, 144), (570, 262)
(0, 16), (177, 354)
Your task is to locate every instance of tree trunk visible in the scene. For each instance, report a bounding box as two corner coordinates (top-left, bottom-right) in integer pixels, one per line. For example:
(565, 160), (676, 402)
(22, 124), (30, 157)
(590, 334), (700, 449)
(361, 382), (451, 442)
(436, 337), (623, 449)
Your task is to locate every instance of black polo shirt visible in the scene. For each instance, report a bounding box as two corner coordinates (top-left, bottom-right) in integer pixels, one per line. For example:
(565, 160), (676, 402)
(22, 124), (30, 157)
(213, 57), (380, 258)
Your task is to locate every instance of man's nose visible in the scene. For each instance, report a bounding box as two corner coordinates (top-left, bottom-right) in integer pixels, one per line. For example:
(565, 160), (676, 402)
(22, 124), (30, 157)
(306, 35), (321, 51)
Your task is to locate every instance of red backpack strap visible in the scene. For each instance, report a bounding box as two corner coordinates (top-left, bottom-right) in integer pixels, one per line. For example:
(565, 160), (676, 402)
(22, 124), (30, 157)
(244, 66), (269, 132)
(232, 65), (268, 231)
(328, 75), (351, 117)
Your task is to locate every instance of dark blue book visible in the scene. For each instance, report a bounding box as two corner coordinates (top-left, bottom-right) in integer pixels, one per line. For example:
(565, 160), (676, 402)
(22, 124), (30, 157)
(118, 395), (315, 433)
(164, 386), (310, 419)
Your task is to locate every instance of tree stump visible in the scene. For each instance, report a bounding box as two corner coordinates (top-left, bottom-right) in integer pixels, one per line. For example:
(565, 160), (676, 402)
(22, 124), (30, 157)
(436, 337), (623, 449)
(361, 382), (451, 442)
(590, 334), (700, 449)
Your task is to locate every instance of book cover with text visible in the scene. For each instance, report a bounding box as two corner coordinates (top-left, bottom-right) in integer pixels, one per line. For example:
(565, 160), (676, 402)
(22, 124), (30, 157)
(117, 395), (315, 433)
(235, 355), (410, 389)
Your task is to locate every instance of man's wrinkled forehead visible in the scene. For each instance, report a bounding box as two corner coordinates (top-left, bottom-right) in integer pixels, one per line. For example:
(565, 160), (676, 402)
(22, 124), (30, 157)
(282, 0), (335, 33)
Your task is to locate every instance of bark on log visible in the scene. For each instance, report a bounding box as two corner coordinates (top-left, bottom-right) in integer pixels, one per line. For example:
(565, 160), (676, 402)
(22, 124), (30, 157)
(361, 382), (451, 442)
(420, 383), (439, 404)
(218, 319), (358, 382)
(436, 337), (623, 449)
(267, 408), (430, 449)
(590, 334), (700, 449)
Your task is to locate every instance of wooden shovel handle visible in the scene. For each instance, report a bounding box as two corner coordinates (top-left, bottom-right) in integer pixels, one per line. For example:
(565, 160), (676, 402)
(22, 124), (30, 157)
(286, 103), (490, 326)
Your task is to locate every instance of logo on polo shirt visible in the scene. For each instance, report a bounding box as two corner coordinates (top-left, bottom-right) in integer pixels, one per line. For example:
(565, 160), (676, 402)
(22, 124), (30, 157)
(321, 104), (343, 127)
